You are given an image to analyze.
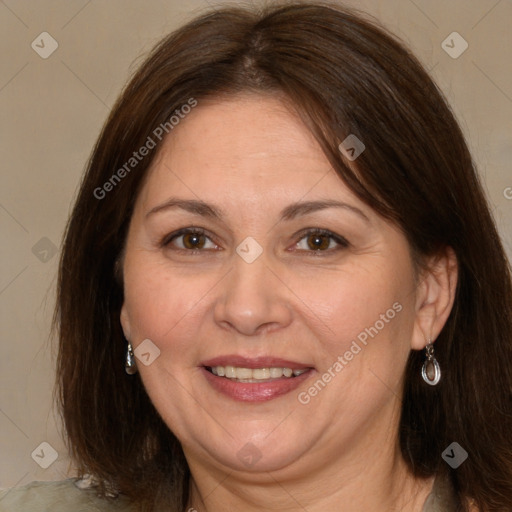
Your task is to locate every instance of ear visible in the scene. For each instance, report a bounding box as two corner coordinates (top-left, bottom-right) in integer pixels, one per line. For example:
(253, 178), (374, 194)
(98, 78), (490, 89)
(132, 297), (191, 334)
(120, 304), (131, 341)
(411, 247), (458, 350)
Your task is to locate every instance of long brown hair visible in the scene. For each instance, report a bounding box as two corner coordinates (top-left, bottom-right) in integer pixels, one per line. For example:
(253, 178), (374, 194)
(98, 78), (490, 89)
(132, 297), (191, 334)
(55, 2), (512, 511)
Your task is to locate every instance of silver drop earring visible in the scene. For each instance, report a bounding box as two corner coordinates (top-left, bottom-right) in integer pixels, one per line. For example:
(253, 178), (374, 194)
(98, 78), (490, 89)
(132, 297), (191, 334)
(125, 341), (137, 375)
(421, 339), (441, 386)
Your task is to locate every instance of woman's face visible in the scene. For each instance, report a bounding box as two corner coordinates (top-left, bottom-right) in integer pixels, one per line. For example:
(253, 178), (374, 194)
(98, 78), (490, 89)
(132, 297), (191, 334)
(121, 95), (422, 477)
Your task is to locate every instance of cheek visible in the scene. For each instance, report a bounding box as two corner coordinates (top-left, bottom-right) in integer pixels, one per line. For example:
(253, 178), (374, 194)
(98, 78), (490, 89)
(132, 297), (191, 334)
(295, 259), (413, 364)
(294, 266), (415, 424)
(122, 255), (219, 356)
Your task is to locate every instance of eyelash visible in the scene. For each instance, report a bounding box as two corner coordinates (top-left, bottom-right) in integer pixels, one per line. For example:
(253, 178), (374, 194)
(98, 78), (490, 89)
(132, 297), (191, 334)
(161, 227), (349, 254)
(293, 228), (349, 253)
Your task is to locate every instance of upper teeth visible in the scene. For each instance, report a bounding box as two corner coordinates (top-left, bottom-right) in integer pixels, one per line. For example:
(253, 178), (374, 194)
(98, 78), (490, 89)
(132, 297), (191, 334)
(210, 366), (307, 380)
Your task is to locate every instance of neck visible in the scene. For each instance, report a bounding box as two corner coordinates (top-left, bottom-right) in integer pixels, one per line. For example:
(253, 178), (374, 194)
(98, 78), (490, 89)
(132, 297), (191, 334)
(185, 428), (434, 511)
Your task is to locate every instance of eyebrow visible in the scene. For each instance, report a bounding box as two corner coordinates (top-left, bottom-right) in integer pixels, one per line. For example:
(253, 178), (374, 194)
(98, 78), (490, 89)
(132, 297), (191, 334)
(146, 198), (370, 223)
(280, 200), (370, 223)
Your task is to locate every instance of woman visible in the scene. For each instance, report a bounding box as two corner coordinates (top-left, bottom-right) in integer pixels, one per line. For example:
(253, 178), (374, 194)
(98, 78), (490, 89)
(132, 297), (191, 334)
(1, 2), (511, 511)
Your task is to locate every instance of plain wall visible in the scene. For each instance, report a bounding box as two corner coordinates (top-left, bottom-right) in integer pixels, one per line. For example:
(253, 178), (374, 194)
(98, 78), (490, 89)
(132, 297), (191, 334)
(1, 0), (511, 488)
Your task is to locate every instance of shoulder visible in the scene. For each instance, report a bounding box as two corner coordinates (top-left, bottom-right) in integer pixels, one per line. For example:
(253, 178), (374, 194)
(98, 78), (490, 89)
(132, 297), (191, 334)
(0, 479), (137, 512)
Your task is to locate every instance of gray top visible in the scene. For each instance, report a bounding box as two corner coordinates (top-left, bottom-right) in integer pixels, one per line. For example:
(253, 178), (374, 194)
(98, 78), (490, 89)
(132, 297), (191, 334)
(0, 480), (137, 512)
(422, 473), (458, 512)
(0, 475), (457, 511)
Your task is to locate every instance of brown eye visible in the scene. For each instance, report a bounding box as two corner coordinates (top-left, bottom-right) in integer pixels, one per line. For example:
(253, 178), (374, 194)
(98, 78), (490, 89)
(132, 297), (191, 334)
(164, 228), (217, 251)
(182, 232), (206, 249)
(295, 229), (349, 252)
(306, 233), (331, 250)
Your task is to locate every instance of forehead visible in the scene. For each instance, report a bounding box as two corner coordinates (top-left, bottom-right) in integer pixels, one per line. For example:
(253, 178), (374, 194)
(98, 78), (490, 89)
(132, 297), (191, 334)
(167, 94), (322, 160)
(138, 94), (357, 209)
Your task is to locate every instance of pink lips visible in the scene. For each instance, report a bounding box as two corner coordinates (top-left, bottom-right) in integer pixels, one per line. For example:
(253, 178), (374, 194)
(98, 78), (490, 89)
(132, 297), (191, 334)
(201, 355), (314, 402)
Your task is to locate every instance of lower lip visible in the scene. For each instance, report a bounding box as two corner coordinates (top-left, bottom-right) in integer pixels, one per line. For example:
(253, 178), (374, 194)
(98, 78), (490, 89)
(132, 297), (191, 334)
(201, 367), (313, 402)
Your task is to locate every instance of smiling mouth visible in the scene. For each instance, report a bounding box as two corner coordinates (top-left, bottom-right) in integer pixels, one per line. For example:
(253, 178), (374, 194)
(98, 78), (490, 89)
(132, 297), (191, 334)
(206, 365), (310, 382)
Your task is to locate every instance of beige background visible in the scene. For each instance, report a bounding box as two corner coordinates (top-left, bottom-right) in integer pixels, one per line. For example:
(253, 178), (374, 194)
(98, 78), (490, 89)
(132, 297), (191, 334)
(1, 0), (511, 489)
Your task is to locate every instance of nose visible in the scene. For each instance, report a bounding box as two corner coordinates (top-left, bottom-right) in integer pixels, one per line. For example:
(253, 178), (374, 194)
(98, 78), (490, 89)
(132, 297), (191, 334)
(213, 255), (293, 336)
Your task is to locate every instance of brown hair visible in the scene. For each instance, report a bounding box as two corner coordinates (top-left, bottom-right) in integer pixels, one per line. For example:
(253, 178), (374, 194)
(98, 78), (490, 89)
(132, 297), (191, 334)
(55, 2), (512, 511)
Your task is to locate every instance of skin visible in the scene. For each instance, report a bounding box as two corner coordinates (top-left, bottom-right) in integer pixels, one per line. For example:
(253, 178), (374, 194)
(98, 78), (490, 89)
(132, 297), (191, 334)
(120, 94), (458, 511)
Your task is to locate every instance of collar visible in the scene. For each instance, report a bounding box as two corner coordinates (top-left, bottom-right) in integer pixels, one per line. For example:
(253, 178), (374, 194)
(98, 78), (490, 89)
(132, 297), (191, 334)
(422, 474), (458, 512)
